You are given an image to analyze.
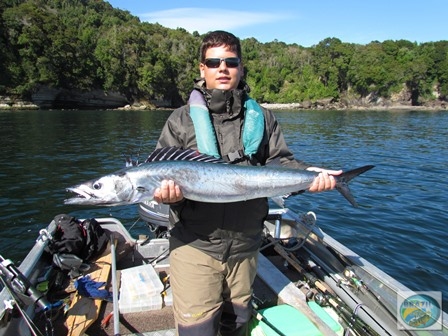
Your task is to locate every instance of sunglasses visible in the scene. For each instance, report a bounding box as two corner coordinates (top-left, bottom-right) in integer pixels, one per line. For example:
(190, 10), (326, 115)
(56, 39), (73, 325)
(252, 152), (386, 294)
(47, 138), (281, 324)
(203, 57), (241, 68)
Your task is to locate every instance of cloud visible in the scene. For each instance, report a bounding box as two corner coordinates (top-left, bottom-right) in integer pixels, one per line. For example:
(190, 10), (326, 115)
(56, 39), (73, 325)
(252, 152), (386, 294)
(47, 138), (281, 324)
(139, 7), (287, 34)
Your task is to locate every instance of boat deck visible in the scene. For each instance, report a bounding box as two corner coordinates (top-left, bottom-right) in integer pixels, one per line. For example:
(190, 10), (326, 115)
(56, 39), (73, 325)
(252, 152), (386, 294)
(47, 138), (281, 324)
(3, 212), (447, 336)
(36, 233), (312, 336)
(83, 242), (288, 336)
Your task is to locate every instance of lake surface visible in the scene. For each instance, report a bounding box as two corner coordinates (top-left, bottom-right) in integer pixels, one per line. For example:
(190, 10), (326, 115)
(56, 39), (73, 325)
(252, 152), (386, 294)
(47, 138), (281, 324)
(0, 108), (447, 309)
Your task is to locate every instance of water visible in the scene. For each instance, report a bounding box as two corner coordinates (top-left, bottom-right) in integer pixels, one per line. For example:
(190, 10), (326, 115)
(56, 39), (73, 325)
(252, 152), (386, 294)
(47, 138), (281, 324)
(0, 109), (447, 309)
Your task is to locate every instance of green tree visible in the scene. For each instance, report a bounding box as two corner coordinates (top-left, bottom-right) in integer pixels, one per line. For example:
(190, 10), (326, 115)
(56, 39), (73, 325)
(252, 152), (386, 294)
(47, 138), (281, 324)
(311, 37), (351, 98)
(348, 42), (399, 98)
(1, 0), (447, 107)
(428, 41), (448, 99)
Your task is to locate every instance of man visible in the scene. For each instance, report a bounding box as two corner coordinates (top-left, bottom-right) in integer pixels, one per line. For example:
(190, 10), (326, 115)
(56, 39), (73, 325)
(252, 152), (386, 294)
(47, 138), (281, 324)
(153, 30), (341, 336)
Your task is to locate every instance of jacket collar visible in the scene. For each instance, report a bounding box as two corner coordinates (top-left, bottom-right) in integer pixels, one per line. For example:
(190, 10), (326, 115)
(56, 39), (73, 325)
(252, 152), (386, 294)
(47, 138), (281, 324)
(193, 78), (250, 116)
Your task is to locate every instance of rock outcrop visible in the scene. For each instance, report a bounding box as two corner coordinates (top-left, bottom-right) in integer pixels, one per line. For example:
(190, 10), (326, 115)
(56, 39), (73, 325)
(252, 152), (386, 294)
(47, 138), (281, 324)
(0, 96), (39, 110)
(31, 86), (128, 109)
(1, 85), (446, 110)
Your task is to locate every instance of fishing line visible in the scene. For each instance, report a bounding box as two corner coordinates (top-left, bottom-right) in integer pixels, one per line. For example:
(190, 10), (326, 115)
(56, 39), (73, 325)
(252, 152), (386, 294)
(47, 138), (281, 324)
(128, 216), (141, 232)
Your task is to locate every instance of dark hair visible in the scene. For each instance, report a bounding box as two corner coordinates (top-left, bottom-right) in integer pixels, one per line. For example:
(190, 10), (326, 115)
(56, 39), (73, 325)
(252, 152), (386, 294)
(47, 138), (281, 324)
(200, 30), (242, 62)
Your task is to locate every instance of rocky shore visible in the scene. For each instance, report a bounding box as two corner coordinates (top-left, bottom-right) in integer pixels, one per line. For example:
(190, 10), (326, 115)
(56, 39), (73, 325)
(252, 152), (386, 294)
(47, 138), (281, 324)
(0, 97), (40, 110)
(261, 102), (447, 111)
(0, 87), (446, 111)
(261, 97), (447, 111)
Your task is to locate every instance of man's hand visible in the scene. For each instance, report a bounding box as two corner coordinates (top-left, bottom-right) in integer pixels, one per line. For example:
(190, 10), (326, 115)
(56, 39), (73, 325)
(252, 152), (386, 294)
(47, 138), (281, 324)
(306, 167), (343, 192)
(153, 180), (184, 204)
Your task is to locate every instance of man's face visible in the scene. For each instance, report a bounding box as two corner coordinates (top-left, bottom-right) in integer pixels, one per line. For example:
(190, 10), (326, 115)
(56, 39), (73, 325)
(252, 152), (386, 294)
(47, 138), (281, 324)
(199, 45), (243, 91)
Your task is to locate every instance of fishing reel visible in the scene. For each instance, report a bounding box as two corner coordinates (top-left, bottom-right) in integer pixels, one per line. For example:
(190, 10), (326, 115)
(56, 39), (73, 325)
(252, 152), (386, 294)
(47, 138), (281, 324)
(0, 255), (52, 312)
(52, 253), (90, 278)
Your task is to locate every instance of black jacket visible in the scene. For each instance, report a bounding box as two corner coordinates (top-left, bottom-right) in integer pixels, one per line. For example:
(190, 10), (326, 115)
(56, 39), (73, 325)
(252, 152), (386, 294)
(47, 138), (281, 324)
(156, 81), (309, 261)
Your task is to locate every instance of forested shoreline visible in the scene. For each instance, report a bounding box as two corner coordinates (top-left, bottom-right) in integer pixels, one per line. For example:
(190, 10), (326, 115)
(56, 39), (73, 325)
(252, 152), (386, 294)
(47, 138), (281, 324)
(1, 0), (447, 110)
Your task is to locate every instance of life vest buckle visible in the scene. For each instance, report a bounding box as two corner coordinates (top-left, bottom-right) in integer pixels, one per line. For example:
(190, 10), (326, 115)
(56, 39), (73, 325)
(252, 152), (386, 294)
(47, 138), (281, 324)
(224, 149), (245, 162)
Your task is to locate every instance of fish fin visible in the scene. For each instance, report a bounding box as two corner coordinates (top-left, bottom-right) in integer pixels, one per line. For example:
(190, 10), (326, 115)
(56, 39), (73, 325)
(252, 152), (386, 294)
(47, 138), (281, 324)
(270, 196), (287, 208)
(123, 154), (137, 167)
(335, 165), (374, 207)
(145, 147), (226, 164)
(123, 139), (144, 167)
(336, 183), (358, 207)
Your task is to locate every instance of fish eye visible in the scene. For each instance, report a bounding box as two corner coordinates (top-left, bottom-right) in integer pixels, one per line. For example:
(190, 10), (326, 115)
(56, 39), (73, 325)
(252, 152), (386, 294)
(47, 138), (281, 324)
(93, 182), (102, 190)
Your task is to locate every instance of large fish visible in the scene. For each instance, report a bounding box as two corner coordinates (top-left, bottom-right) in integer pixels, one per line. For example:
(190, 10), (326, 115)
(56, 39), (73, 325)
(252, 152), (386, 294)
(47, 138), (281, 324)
(65, 147), (374, 207)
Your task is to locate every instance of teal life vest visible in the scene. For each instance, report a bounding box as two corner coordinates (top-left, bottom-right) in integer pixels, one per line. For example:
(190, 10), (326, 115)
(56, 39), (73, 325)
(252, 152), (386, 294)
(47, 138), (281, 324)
(189, 90), (264, 161)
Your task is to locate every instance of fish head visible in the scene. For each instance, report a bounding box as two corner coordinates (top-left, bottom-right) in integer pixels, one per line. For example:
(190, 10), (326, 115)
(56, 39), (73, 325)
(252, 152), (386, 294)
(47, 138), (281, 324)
(64, 172), (136, 206)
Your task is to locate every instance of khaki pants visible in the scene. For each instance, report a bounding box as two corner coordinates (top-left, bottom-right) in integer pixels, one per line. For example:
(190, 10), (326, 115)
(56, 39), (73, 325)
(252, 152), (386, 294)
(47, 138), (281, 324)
(170, 244), (258, 336)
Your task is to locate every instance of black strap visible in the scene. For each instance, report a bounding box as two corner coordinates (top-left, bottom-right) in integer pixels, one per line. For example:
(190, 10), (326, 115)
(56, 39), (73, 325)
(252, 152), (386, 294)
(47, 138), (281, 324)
(223, 149), (245, 162)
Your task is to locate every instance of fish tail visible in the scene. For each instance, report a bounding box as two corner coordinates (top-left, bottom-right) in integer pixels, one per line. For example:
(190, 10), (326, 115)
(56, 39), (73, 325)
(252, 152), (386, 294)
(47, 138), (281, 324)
(335, 165), (374, 207)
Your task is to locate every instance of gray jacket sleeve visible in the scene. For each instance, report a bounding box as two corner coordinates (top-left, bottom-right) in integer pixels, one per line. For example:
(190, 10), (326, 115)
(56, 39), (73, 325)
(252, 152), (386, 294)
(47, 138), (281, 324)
(156, 106), (191, 149)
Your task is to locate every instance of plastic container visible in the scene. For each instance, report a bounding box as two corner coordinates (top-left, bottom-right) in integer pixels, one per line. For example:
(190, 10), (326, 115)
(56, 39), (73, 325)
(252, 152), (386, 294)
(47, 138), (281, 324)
(119, 289), (163, 313)
(135, 239), (169, 259)
(119, 264), (164, 313)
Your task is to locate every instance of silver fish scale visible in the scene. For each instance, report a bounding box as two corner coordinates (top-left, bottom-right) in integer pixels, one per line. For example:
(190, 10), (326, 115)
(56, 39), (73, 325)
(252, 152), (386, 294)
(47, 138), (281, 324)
(129, 160), (316, 203)
(65, 147), (374, 206)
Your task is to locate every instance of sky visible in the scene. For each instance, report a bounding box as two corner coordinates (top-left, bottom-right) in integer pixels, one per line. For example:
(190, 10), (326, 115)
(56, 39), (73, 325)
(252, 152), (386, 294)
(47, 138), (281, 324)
(106, 0), (447, 47)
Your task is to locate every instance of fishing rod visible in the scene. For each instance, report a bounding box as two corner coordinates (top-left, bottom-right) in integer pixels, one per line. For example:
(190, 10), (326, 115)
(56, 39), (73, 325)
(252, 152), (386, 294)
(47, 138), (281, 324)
(265, 236), (382, 336)
(304, 249), (410, 336)
(0, 255), (64, 336)
(0, 256), (52, 312)
(312, 290), (377, 336)
(0, 275), (45, 336)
